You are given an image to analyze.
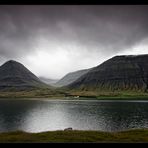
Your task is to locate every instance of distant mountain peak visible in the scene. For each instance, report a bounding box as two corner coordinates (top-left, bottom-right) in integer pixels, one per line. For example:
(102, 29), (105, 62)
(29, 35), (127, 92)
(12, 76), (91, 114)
(39, 76), (59, 86)
(4, 60), (20, 64)
(6, 60), (17, 62)
(55, 68), (90, 87)
(2, 60), (24, 67)
(0, 60), (49, 91)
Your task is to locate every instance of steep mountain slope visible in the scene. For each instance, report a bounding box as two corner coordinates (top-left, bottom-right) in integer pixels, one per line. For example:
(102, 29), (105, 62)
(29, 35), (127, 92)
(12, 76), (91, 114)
(67, 54), (148, 92)
(55, 68), (90, 87)
(0, 60), (49, 90)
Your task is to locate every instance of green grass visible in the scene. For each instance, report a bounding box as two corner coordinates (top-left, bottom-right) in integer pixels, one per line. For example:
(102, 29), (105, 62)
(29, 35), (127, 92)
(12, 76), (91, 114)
(0, 129), (148, 142)
(0, 88), (66, 99)
(67, 90), (148, 100)
(1, 88), (148, 100)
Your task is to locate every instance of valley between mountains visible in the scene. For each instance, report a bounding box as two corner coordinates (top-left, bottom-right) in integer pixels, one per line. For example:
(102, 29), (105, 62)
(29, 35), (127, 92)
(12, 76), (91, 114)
(0, 54), (148, 99)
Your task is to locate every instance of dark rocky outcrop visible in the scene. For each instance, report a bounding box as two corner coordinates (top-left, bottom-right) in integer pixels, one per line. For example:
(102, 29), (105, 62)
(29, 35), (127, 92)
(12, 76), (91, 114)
(64, 127), (73, 131)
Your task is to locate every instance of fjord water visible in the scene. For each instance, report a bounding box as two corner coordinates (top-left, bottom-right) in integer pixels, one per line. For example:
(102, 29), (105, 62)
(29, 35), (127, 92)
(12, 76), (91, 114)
(0, 99), (148, 133)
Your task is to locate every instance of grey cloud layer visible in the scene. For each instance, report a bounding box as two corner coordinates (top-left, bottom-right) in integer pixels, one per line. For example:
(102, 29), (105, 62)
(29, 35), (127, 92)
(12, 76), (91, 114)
(0, 5), (148, 78)
(0, 5), (148, 57)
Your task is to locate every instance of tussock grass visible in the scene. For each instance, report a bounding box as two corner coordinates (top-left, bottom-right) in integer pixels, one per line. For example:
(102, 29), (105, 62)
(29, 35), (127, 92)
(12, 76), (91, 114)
(0, 129), (148, 143)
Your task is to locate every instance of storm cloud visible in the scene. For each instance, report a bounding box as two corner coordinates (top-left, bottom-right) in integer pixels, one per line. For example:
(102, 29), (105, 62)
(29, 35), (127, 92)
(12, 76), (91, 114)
(0, 5), (148, 79)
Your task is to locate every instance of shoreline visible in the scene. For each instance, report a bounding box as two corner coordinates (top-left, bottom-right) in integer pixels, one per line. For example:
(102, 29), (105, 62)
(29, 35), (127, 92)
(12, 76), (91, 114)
(0, 128), (147, 142)
(0, 95), (148, 101)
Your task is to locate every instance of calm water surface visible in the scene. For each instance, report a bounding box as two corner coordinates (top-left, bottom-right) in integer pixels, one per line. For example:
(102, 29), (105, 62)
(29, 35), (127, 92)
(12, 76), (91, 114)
(0, 99), (148, 132)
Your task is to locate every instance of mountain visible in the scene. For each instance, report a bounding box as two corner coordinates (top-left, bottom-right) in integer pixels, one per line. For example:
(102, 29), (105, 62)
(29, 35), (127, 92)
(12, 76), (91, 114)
(0, 60), (49, 91)
(39, 77), (59, 86)
(67, 54), (148, 92)
(55, 68), (90, 87)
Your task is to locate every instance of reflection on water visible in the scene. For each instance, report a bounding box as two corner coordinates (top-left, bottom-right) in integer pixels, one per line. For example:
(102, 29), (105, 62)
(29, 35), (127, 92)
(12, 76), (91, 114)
(0, 99), (148, 132)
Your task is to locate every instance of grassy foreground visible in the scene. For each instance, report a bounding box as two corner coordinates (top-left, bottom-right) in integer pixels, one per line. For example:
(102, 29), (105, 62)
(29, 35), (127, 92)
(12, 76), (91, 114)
(0, 129), (148, 143)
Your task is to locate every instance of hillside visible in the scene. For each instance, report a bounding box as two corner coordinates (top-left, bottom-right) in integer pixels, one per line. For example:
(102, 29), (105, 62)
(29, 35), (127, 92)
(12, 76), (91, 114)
(67, 54), (148, 93)
(55, 68), (90, 87)
(0, 60), (49, 91)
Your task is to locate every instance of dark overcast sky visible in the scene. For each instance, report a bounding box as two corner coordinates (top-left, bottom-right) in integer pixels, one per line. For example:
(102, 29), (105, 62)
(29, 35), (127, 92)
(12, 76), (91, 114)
(0, 5), (148, 79)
